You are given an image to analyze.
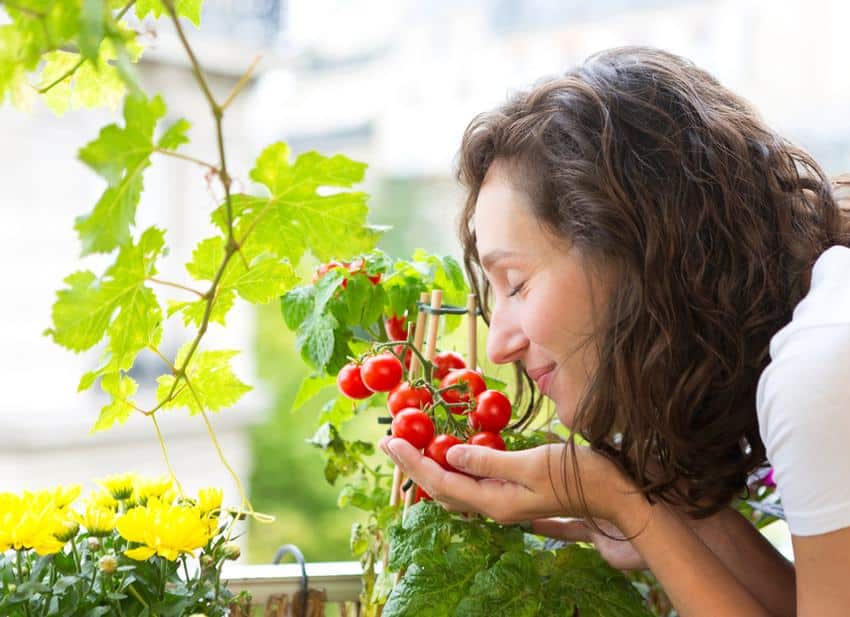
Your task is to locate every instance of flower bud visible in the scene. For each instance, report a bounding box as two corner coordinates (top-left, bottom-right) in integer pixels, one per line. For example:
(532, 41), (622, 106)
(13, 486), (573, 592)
(98, 555), (118, 574)
(54, 520), (80, 543)
(200, 554), (215, 570)
(87, 537), (102, 552)
(221, 542), (241, 561)
(8, 584), (16, 594)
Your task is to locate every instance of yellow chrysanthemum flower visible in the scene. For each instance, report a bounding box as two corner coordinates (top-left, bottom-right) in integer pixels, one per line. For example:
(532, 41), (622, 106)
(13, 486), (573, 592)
(132, 474), (173, 505)
(197, 488), (223, 516)
(54, 519), (81, 543)
(0, 490), (66, 554)
(99, 472), (137, 500)
(87, 489), (119, 511)
(51, 484), (82, 509)
(116, 497), (213, 561)
(75, 504), (118, 537)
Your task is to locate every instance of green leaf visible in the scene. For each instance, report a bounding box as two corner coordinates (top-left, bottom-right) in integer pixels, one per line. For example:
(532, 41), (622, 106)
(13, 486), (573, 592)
(214, 143), (382, 264)
(382, 545), (488, 617)
(177, 236), (298, 327)
(541, 546), (653, 617)
(135, 0), (204, 27)
(455, 551), (541, 617)
(281, 286), (315, 331)
(157, 118), (191, 149)
(155, 346), (251, 414)
(297, 313), (337, 370)
(46, 227), (165, 367)
(79, 0), (106, 61)
(291, 374), (336, 412)
(92, 372), (138, 432)
(75, 93), (186, 254)
(387, 501), (454, 571)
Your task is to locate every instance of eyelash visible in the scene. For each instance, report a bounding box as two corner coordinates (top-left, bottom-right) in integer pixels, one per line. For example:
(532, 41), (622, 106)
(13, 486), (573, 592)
(507, 282), (526, 297)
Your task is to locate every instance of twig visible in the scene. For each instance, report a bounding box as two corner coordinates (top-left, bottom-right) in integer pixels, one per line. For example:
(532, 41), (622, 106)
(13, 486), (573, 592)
(221, 54), (262, 111)
(153, 148), (219, 173)
(147, 277), (205, 298)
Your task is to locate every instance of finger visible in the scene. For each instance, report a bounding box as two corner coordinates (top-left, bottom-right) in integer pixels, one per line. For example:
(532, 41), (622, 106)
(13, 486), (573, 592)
(530, 517), (591, 542)
(387, 439), (532, 520)
(445, 444), (540, 485)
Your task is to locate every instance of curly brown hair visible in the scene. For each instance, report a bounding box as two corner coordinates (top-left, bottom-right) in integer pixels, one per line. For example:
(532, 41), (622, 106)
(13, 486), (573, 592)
(456, 46), (850, 517)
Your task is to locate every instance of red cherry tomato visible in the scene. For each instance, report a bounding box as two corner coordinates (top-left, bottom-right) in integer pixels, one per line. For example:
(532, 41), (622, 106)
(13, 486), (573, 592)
(439, 369), (486, 409)
(414, 485), (431, 503)
(425, 434), (464, 471)
(393, 344), (412, 370)
(312, 260), (345, 285)
(336, 363), (372, 400)
(468, 389), (512, 432)
(467, 431), (506, 450)
(347, 257), (382, 286)
(387, 382), (433, 416)
(361, 353), (404, 392)
(391, 409), (435, 449)
(385, 314), (409, 341)
(432, 351), (466, 380)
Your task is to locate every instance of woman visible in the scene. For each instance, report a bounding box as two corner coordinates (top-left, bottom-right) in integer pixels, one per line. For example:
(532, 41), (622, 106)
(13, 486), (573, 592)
(380, 46), (850, 616)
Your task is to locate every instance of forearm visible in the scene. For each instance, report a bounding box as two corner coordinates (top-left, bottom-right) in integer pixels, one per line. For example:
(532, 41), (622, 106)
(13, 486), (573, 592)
(690, 508), (795, 617)
(619, 497), (772, 617)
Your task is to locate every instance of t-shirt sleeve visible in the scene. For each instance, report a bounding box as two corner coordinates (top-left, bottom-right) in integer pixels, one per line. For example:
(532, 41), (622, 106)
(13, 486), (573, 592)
(757, 297), (850, 536)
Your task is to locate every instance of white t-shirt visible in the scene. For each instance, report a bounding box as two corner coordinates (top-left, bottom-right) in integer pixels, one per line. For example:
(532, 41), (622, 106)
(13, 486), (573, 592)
(756, 245), (850, 536)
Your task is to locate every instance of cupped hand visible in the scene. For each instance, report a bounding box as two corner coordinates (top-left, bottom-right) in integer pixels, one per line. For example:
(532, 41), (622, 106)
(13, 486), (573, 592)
(379, 436), (631, 525)
(531, 517), (647, 571)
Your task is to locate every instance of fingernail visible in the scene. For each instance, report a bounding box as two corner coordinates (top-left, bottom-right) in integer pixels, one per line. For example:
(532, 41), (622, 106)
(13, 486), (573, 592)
(447, 445), (467, 469)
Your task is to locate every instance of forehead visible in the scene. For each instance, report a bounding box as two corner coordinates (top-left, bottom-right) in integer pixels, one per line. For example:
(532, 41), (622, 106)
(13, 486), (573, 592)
(473, 161), (550, 265)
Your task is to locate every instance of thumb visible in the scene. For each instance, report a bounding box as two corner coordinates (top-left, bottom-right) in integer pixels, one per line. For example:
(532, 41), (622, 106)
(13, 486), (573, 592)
(446, 444), (532, 482)
(529, 517), (591, 542)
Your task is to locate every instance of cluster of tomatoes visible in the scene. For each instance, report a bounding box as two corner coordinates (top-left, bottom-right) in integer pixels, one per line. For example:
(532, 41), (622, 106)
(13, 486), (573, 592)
(336, 334), (514, 502)
(312, 257), (382, 288)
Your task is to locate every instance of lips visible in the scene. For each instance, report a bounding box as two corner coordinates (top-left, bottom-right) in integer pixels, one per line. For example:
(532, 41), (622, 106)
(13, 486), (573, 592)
(526, 363), (556, 391)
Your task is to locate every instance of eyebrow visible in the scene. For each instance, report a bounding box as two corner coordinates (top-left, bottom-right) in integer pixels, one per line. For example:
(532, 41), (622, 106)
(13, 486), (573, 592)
(479, 249), (521, 272)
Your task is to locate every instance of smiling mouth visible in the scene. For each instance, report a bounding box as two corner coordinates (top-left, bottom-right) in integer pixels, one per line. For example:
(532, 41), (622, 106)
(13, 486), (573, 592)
(526, 363), (557, 393)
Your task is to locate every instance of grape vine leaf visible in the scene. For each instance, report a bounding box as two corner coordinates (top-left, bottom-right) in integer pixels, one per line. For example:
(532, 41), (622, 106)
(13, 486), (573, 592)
(213, 143), (383, 264)
(155, 345), (251, 414)
(291, 374), (336, 412)
(47, 227), (166, 377)
(170, 235), (298, 327)
(75, 92), (189, 254)
(135, 0), (204, 27)
(91, 372), (139, 433)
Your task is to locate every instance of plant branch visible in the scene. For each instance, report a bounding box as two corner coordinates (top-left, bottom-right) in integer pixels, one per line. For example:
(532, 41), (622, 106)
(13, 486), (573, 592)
(221, 54), (262, 111)
(153, 148), (219, 173)
(147, 276), (205, 298)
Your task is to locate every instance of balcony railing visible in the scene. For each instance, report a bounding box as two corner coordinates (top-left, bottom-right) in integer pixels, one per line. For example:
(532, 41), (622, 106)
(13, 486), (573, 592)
(222, 561), (364, 615)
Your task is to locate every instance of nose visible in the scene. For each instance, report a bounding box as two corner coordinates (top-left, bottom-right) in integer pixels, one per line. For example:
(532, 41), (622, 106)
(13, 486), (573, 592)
(486, 299), (529, 365)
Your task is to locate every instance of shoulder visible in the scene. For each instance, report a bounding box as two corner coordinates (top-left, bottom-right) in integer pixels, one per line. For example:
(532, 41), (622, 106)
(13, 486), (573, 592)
(756, 245), (850, 536)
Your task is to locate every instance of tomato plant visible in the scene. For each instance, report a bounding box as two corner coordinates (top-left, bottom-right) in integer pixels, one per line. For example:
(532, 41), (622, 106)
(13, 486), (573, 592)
(385, 314), (409, 341)
(387, 382), (433, 416)
(361, 353), (404, 392)
(432, 350), (466, 379)
(337, 363), (373, 400)
(439, 368), (487, 407)
(469, 389), (512, 432)
(425, 434), (464, 471)
(468, 431), (507, 450)
(391, 409), (435, 449)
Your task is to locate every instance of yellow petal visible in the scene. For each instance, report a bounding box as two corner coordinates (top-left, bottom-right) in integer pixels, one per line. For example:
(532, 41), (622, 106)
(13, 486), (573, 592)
(125, 546), (156, 561)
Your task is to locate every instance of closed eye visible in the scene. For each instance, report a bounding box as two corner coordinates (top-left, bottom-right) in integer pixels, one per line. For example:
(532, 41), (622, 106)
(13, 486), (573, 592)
(507, 282), (526, 297)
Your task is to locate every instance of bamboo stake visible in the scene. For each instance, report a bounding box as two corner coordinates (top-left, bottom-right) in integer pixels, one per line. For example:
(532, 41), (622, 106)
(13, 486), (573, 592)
(466, 293), (477, 370)
(384, 293), (431, 573)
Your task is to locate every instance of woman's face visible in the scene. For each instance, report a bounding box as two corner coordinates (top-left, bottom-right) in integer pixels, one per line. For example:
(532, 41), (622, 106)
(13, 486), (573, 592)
(473, 159), (612, 427)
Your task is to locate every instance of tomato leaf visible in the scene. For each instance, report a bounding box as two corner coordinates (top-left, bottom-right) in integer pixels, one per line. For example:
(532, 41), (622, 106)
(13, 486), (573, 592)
(455, 551), (541, 617)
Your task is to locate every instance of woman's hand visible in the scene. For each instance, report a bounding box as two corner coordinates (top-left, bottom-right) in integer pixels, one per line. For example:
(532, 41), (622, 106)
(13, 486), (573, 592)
(531, 517), (648, 570)
(379, 436), (632, 525)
